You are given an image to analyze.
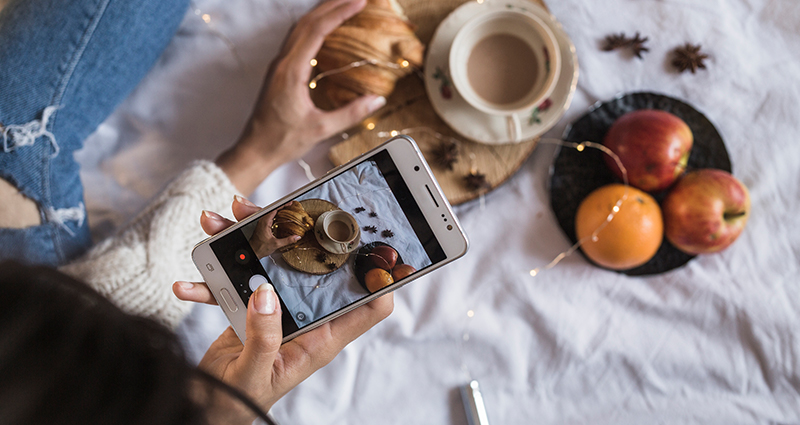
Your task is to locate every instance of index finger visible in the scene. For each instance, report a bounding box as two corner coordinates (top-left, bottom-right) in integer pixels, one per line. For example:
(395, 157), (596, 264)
(277, 293), (394, 377)
(284, 0), (367, 76)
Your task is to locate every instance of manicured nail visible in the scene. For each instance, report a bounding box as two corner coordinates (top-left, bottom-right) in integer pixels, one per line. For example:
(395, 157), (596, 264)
(368, 96), (386, 112)
(177, 281), (194, 290)
(254, 283), (276, 315)
(203, 210), (225, 222)
(234, 195), (257, 207)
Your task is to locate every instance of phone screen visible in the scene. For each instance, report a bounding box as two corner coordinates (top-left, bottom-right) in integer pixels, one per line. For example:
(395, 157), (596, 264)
(209, 149), (446, 335)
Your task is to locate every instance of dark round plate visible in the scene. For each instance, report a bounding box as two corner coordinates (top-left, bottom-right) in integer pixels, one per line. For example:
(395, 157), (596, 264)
(353, 242), (405, 292)
(549, 92), (732, 275)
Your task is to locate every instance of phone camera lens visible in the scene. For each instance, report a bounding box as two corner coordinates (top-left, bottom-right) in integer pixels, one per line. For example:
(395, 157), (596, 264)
(414, 166), (420, 171)
(447, 224), (453, 231)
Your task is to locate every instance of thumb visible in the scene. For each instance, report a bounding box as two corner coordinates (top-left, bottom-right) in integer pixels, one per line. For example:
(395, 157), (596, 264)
(239, 283), (283, 376)
(322, 95), (386, 133)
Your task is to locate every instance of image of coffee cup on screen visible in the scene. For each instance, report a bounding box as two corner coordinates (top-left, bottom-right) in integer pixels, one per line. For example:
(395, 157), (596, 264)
(236, 160), (432, 328)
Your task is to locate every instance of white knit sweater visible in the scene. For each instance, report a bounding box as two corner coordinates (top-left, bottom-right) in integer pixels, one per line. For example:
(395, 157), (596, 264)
(60, 161), (238, 329)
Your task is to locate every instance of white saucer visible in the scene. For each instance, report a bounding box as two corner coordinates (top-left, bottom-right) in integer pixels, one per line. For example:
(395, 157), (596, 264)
(424, 0), (578, 145)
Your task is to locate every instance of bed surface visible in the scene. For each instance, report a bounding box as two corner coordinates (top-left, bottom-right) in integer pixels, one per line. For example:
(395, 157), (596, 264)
(75, 0), (800, 423)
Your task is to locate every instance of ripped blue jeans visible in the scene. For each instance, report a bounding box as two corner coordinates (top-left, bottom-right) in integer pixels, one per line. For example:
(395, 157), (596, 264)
(0, 0), (189, 266)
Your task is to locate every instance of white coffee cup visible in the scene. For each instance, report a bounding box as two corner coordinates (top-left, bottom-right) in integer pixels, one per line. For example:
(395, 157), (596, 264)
(449, 9), (561, 142)
(314, 210), (360, 254)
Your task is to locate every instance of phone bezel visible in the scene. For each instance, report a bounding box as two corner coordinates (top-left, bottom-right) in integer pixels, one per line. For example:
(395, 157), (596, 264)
(192, 135), (469, 343)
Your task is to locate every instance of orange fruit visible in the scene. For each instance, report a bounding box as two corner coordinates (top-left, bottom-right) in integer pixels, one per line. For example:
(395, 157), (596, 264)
(575, 184), (663, 270)
(364, 268), (394, 293)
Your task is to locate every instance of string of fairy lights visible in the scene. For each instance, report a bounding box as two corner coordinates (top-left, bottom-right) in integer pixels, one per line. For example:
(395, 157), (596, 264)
(192, 0), (635, 402)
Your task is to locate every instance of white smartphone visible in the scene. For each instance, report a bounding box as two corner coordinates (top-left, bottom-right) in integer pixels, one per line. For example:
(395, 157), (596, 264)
(192, 135), (469, 343)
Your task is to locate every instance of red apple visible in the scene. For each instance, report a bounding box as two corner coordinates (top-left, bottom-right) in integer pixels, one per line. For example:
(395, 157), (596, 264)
(662, 169), (750, 255)
(369, 246), (398, 271)
(391, 264), (416, 281)
(603, 109), (693, 192)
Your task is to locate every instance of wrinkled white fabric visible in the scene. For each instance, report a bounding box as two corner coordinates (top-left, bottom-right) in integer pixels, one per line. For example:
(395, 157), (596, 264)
(74, 0), (799, 423)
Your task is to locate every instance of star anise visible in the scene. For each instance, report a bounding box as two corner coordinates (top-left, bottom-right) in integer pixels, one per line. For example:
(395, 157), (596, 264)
(601, 32), (649, 59)
(627, 32), (649, 59)
(368, 211), (378, 218)
(363, 225), (378, 234)
(326, 262), (337, 270)
(430, 140), (459, 170)
(381, 229), (394, 238)
(354, 207), (366, 214)
(315, 252), (328, 263)
(464, 171), (491, 192)
(601, 33), (629, 51)
(672, 43), (708, 73)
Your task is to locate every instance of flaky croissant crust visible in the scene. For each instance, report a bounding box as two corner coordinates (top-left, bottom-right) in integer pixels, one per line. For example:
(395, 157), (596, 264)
(272, 203), (314, 239)
(315, 0), (425, 107)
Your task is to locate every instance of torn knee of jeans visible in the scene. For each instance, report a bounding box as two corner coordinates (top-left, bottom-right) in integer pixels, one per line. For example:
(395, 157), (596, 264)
(45, 202), (86, 237)
(0, 177), (42, 228)
(1, 105), (61, 158)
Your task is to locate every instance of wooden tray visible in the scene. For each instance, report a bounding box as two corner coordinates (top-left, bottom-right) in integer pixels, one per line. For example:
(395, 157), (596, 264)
(327, 0), (546, 206)
(280, 199), (350, 275)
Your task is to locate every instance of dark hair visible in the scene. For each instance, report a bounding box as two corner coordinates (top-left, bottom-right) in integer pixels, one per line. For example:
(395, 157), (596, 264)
(0, 261), (272, 425)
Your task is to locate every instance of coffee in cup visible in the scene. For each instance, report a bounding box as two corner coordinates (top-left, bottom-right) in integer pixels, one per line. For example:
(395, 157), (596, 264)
(449, 9), (561, 142)
(314, 210), (361, 254)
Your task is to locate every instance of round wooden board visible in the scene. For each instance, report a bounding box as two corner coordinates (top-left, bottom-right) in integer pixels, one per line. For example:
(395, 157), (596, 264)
(281, 199), (349, 275)
(327, 0), (546, 206)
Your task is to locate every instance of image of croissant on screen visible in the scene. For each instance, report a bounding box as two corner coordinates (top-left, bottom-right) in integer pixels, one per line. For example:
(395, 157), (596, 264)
(314, 0), (425, 108)
(272, 203), (314, 239)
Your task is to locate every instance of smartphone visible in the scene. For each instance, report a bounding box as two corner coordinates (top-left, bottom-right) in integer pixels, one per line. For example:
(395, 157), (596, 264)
(192, 135), (469, 343)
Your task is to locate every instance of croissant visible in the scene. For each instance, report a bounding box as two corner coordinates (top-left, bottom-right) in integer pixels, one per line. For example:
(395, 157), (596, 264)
(272, 203), (314, 239)
(315, 0), (425, 108)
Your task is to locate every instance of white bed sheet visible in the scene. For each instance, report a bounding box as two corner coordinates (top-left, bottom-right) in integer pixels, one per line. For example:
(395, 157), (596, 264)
(75, 0), (800, 423)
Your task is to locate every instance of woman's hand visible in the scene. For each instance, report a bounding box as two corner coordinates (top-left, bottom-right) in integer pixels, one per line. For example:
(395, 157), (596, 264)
(173, 195), (393, 424)
(248, 201), (301, 258)
(216, 0), (386, 195)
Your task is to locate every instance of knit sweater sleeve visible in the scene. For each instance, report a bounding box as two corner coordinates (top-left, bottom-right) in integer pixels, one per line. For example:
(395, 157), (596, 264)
(60, 161), (239, 330)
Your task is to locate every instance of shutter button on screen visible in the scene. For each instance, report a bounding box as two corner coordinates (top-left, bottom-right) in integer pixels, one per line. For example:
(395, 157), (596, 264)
(219, 289), (238, 312)
(249, 274), (269, 292)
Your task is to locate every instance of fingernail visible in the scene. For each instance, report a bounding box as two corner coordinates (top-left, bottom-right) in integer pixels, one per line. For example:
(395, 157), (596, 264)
(291, 235), (301, 242)
(203, 210), (225, 222)
(177, 281), (194, 290)
(254, 283), (276, 315)
(234, 195), (257, 207)
(368, 96), (386, 112)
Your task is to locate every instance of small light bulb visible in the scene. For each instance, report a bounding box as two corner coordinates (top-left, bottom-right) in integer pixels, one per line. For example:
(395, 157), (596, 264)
(612, 205), (620, 213)
(576, 144), (585, 152)
(529, 269), (539, 277)
(400, 60), (409, 68)
(202, 14), (211, 23)
(308, 81), (317, 89)
(310, 58), (318, 67)
(467, 310), (475, 318)
(390, 130), (399, 137)
(366, 122), (376, 130)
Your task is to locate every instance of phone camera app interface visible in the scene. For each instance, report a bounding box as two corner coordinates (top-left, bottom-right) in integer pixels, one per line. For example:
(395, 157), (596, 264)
(211, 150), (445, 332)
